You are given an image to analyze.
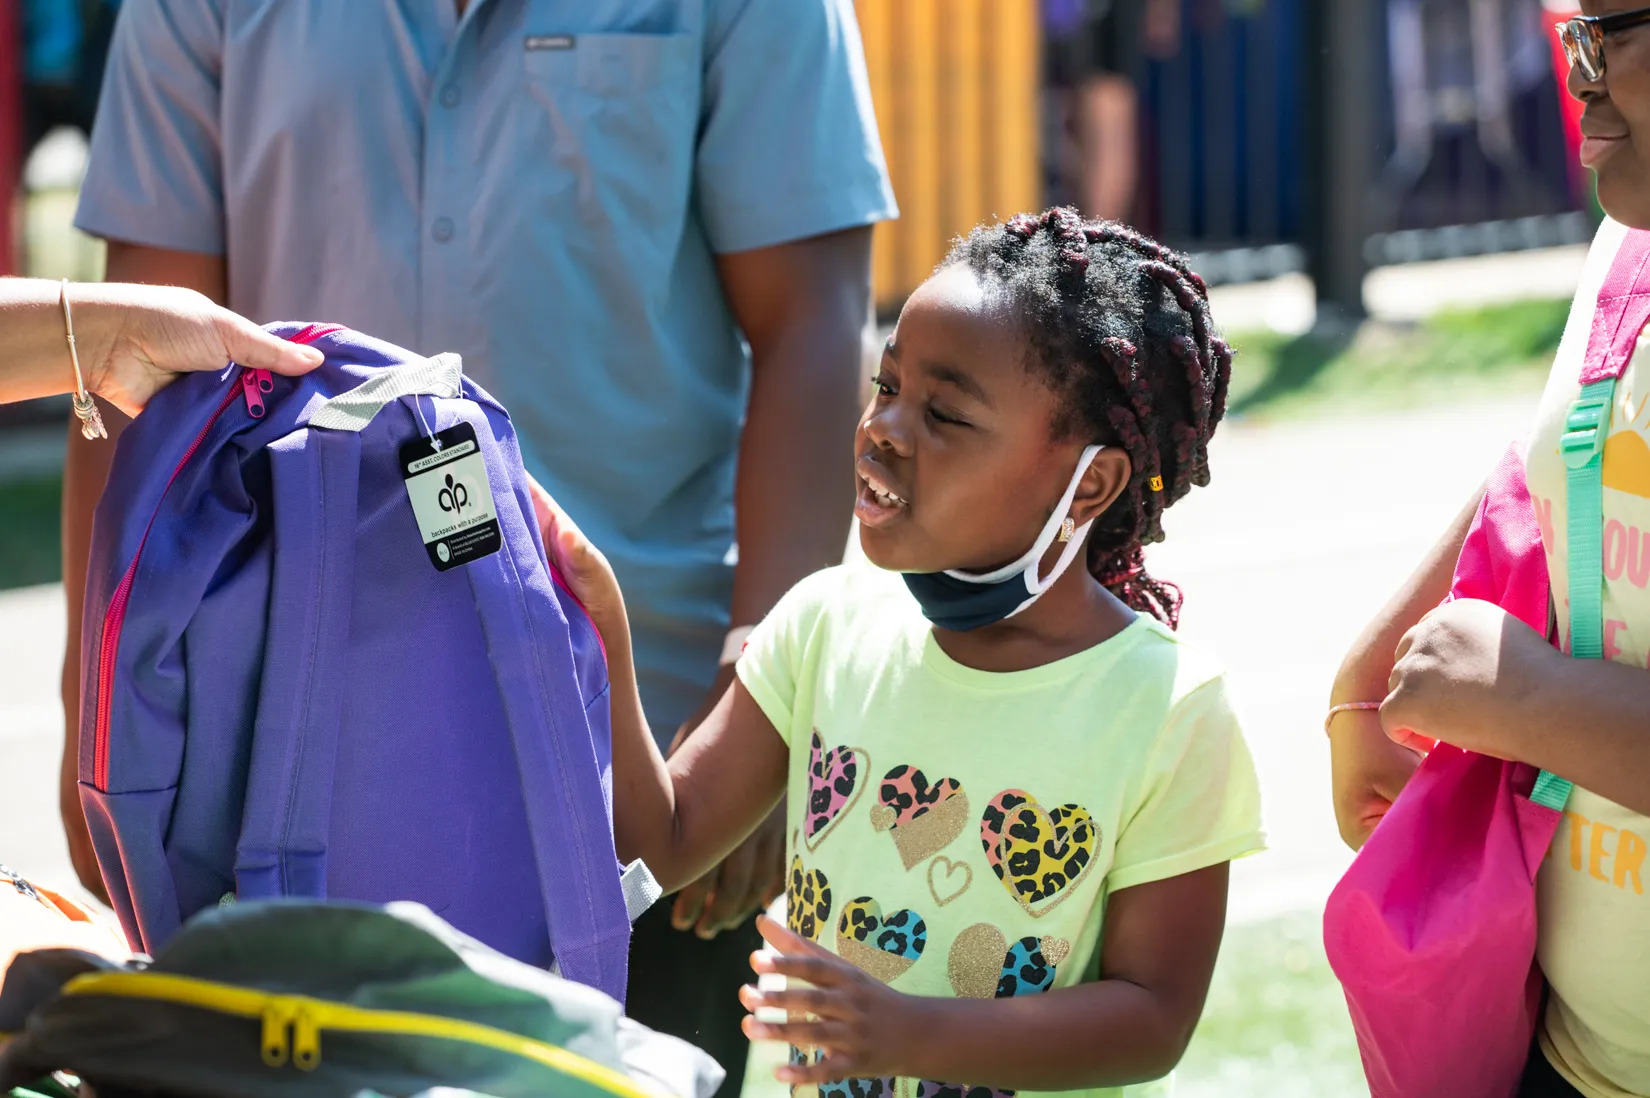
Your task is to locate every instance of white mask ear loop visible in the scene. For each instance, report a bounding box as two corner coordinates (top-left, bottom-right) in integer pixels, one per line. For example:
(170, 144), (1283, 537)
(947, 444), (1106, 587)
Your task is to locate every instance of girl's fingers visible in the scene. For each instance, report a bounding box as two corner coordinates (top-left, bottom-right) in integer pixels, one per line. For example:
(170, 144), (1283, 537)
(739, 983), (848, 1021)
(741, 1016), (845, 1049)
(755, 913), (837, 960)
(774, 1051), (863, 1086)
(750, 951), (855, 987)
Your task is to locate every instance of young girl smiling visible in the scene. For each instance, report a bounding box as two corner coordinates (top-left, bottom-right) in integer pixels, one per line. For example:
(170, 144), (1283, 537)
(541, 208), (1264, 1097)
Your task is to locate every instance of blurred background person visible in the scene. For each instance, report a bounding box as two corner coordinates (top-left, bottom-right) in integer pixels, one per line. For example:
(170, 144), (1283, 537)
(1043, 0), (1181, 223)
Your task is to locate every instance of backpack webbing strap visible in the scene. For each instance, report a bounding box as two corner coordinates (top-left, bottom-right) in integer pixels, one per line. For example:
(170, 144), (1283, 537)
(619, 860), (661, 924)
(308, 353), (463, 433)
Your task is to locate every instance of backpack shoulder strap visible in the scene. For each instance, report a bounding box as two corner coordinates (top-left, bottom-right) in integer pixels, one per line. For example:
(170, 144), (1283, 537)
(234, 428), (361, 899)
(1536, 229), (1650, 810)
(463, 409), (632, 1002)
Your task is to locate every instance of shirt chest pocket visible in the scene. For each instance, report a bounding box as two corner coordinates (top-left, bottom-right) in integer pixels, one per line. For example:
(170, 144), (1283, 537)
(520, 32), (700, 237)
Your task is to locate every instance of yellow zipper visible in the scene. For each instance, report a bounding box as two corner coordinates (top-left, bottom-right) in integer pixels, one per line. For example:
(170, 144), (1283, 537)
(61, 971), (652, 1096)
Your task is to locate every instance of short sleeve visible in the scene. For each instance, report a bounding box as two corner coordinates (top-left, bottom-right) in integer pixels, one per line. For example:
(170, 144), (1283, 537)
(74, 0), (226, 254)
(695, 0), (899, 255)
(1107, 676), (1265, 893)
(735, 568), (842, 747)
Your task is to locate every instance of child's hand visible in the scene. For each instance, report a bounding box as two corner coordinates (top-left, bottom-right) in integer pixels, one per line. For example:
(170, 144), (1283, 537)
(739, 915), (918, 1085)
(526, 475), (627, 645)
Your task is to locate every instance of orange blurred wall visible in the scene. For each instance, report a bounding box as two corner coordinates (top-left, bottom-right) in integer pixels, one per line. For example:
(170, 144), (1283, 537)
(856, 0), (1044, 314)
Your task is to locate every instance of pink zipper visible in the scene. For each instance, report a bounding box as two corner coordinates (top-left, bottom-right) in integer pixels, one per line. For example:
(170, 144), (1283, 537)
(92, 326), (340, 791)
(92, 381), (243, 790)
(241, 368), (274, 416)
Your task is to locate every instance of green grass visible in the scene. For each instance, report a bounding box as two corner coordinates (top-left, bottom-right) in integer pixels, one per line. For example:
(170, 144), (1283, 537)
(1225, 297), (1571, 421)
(741, 911), (1362, 1098)
(0, 476), (63, 590)
(1174, 912), (1363, 1098)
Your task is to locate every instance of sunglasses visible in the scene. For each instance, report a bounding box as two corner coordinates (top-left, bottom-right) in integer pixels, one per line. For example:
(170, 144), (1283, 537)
(1557, 7), (1650, 82)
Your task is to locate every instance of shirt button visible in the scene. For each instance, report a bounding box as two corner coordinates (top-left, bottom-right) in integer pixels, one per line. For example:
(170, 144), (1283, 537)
(432, 217), (455, 243)
(440, 85), (461, 108)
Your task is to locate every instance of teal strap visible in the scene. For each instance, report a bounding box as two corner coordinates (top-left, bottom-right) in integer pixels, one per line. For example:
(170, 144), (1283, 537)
(1530, 769), (1574, 812)
(1541, 377), (1619, 811)
(1562, 378), (1615, 661)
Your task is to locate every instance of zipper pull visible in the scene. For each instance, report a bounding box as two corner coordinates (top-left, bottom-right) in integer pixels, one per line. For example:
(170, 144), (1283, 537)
(241, 367), (274, 419)
(262, 1000), (295, 1067)
(292, 1007), (321, 1071)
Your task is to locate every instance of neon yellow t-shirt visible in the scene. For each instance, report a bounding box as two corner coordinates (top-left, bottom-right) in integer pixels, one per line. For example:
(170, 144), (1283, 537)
(736, 563), (1265, 1098)
(1526, 216), (1650, 1098)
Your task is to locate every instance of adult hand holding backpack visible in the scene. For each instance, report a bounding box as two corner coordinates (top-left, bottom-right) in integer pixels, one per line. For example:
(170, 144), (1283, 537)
(1383, 597), (1553, 759)
(0, 279), (322, 416)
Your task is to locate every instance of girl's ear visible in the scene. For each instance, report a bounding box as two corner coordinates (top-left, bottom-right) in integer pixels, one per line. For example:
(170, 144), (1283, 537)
(1070, 448), (1133, 527)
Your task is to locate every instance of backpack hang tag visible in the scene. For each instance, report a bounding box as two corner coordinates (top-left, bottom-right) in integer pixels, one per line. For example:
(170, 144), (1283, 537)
(400, 422), (502, 571)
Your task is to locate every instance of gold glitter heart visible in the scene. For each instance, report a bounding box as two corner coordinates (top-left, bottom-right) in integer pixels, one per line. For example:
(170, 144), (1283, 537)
(926, 855), (972, 907)
(1040, 936), (1072, 967)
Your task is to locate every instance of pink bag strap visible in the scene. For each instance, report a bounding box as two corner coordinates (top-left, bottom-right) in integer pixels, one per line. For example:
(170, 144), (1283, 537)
(1582, 228), (1650, 386)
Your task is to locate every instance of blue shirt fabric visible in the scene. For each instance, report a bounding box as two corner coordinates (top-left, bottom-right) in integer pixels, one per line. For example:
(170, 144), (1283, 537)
(76, 0), (898, 740)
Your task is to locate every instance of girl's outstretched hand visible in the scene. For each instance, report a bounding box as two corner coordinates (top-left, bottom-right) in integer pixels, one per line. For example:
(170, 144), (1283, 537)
(739, 915), (916, 1085)
(1382, 598), (1551, 760)
(526, 475), (628, 647)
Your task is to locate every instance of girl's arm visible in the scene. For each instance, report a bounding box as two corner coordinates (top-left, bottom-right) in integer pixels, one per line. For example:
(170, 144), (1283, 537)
(743, 863), (1229, 1091)
(530, 483), (789, 891)
(1384, 597), (1650, 816)
(1330, 481), (1483, 849)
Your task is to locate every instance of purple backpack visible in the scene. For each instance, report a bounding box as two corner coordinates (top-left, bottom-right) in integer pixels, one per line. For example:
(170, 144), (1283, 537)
(78, 324), (650, 1003)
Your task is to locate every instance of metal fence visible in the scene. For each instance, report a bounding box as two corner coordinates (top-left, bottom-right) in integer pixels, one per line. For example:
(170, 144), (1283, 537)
(1135, 0), (1592, 285)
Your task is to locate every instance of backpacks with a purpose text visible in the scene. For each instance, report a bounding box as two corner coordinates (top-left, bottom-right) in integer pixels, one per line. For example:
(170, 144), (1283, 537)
(78, 325), (646, 1002)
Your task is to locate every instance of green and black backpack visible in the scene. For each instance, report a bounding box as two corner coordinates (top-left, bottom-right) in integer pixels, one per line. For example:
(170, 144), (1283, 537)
(0, 900), (721, 1098)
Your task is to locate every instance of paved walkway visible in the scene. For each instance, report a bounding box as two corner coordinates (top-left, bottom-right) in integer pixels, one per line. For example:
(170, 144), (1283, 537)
(1206, 243), (1590, 334)
(1157, 395), (1533, 920)
(0, 395), (1536, 923)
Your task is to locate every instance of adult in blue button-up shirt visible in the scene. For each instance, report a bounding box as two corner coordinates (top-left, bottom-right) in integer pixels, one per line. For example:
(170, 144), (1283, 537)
(59, 0), (896, 1085)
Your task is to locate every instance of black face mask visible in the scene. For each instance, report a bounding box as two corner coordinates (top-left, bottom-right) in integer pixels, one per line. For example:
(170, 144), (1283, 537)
(902, 445), (1104, 632)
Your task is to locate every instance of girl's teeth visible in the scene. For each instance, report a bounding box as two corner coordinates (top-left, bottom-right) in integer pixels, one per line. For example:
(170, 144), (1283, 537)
(863, 476), (905, 508)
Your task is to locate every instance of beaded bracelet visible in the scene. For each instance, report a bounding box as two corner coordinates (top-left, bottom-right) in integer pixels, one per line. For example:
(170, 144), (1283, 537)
(1324, 701), (1381, 736)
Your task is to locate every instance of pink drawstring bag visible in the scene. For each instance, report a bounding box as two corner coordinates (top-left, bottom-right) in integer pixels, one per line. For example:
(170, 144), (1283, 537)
(1323, 443), (1556, 1098)
(1324, 228), (1650, 1098)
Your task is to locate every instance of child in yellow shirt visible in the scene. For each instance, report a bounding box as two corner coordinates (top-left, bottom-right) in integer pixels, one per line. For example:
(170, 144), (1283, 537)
(544, 209), (1264, 1097)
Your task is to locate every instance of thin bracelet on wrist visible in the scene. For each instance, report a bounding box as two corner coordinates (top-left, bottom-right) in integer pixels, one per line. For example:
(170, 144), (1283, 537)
(61, 279), (107, 441)
(1324, 701), (1382, 737)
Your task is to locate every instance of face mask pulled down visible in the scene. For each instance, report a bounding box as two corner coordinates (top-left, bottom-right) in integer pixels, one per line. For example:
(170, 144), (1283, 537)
(903, 445), (1104, 632)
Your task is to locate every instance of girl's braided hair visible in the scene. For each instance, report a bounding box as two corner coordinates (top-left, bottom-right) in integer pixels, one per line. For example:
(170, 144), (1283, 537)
(941, 207), (1232, 629)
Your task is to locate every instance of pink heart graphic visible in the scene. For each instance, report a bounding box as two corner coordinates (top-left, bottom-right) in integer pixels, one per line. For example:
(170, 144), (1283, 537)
(804, 730), (865, 850)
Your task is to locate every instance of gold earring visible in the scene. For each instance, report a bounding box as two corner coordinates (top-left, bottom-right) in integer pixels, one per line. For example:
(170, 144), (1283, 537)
(1057, 517), (1076, 543)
